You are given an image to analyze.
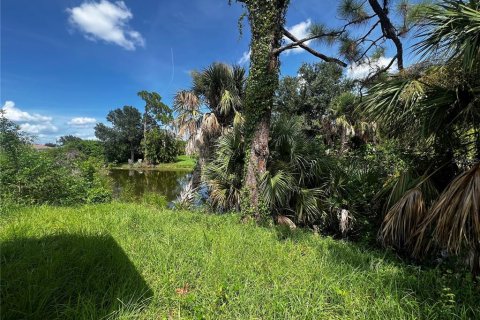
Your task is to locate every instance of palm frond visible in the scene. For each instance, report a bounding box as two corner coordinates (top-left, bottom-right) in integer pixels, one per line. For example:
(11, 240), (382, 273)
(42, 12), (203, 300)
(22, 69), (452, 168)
(379, 188), (427, 250)
(260, 170), (295, 211)
(294, 188), (323, 224)
(415, 0), (480, 72)
(414, 162), (480, 256)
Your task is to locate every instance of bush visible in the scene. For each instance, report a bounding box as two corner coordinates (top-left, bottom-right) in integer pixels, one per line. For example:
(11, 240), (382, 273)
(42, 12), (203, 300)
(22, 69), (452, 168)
(0, 147), (112, 206)
(0, 115), (112, 206)
(143, 128), (179, 164)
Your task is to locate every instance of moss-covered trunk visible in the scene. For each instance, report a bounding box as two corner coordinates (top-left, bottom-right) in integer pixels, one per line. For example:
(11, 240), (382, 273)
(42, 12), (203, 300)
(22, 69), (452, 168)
(242, 0), (289, 215)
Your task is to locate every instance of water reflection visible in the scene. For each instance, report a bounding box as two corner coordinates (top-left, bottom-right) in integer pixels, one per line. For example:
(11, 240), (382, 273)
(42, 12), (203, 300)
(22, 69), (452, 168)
(109, 169), (191, 201)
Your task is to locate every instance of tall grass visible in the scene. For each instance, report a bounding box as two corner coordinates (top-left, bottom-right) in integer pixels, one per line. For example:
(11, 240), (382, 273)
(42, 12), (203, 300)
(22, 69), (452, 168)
(1, 203), (478, 319)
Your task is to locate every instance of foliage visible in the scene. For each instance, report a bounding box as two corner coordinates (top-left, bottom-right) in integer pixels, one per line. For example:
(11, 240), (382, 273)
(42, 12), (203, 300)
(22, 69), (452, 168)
(0, 147), (111, 207)
(204, 114), (389, 238)
(415, 0), (480, 73)
(59, 138), (105, 160)
(0, 115), (111, 207)
(275, 62), (349, 127)
(174, 63), (246, 152)
(58, 135), (82, 145)
(137, 91), (174, 164)
(204, 126), (245, 211)
(361, 0), (480, 272)
(137, 90), (173, 126)
(142, 127), (179, 164)
(1, 203), (479, 319)
(95, 106), (143, 163)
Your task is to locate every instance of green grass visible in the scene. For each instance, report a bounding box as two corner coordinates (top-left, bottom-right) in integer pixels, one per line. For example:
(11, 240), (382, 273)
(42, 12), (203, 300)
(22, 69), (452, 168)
(113, 155), (196, 171)
(1, 203), (478, 319)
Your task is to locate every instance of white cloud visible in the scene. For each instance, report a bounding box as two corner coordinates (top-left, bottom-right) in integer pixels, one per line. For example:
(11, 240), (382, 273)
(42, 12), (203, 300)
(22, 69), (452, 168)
(67, 0), (145, 50)
(284, 19), (312, 54)
(2, 101), (52, 122)
(238, 49), (251, 65)
(68, 117), (97, 126)
(20, 123), (58, 134)
(73, 132), (98, 140)
(2, 100), (59, 136)
(346, 56), (398, 80)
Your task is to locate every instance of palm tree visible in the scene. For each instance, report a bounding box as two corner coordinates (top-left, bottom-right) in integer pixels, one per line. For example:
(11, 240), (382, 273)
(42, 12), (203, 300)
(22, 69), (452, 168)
(173, 63), (246, 188)
(204, 114), (360, 235)
(363, 0), (480, 274)
(173, 90), (202, 155)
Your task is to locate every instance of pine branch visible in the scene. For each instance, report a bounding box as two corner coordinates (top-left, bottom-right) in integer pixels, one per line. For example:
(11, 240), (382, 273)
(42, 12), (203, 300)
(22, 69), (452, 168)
(280, 28), (347, 67)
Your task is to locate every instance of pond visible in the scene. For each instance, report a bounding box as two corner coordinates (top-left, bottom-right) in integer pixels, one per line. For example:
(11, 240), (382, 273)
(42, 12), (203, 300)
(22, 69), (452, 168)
(109, 169), (191, 201)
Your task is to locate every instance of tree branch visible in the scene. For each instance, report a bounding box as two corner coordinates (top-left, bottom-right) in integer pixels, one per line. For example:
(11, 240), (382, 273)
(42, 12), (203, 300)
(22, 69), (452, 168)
(274, 32), (339, 54)
(355, 55), (398, 93)
(281, 27), (347, 67)
(275, 13), (376, 57)
(368, 0), (404, 70)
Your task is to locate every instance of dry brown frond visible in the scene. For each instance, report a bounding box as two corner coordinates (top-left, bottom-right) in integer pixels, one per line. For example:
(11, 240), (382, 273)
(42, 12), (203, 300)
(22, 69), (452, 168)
(414, 162), (480, 257)
(379, 187), (426, 251)
(201, 113), (221, 136)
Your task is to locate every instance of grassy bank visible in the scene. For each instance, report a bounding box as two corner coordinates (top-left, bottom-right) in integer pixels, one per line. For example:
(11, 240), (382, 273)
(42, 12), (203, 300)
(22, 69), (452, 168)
(112, 155), (196, 171)
(1, 203), (478, 319)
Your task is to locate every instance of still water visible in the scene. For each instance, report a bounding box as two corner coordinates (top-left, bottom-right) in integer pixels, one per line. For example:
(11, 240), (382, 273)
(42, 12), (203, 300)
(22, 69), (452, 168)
(109, 169), (191, 201)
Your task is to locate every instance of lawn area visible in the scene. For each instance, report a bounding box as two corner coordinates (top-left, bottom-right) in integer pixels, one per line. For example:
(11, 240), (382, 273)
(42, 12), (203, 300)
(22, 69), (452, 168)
(113, 155), (196, 171)
(1, 203), (478, 319)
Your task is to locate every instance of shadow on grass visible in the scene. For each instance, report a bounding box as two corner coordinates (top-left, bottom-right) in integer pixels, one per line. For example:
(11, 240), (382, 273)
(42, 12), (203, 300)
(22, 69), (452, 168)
(1, 234), (152, 319)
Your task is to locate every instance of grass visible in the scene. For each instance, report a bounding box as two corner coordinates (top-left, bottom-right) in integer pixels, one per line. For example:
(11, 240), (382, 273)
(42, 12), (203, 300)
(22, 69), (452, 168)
(1, 203), (478, 319)
(112, 155), (196, 171)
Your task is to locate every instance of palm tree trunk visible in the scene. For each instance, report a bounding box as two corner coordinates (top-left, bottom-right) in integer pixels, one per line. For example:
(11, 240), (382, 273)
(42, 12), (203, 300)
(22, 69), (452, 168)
(143, 114), (147, 163)
(130, 142), (135, 163)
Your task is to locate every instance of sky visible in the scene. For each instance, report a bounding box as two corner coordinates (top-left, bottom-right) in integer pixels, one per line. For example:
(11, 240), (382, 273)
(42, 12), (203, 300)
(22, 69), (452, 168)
(1, 0), (409, 143)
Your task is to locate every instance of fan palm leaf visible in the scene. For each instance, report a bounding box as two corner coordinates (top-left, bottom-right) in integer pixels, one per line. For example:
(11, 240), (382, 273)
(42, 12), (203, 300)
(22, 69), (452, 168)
(379, 187), (427, 250)
(415, 0), (480, 72)
(260, 170), (295, 211)
(414, 162), (480, 256)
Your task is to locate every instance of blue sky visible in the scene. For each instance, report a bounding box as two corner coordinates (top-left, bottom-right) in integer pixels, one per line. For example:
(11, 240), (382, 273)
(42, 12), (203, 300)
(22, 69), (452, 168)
(1, 0), (408, 143)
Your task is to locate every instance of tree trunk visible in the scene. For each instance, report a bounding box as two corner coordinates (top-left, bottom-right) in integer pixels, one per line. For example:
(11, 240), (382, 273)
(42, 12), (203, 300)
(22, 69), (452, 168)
(242, 0), (289, 216)
(245, 115), (271, 210)
(130, 147), (135, 163)
(143, 114), (147, 163)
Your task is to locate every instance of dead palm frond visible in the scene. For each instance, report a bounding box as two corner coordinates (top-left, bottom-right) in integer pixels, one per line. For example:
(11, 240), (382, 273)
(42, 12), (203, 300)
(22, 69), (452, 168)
(414, 162), (480, 257)
(379, 187), (427, 250)
(338, 208), (355, 237)
(200, 113), (221, 137)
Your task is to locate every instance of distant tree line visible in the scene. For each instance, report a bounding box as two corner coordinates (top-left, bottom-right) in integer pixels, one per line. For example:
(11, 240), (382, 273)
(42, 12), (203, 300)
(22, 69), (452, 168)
(94, 91), (184, 164)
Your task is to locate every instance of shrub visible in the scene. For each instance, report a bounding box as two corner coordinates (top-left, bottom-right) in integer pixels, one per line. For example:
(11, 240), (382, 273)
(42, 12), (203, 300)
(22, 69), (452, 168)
(0, 115), (112, 206)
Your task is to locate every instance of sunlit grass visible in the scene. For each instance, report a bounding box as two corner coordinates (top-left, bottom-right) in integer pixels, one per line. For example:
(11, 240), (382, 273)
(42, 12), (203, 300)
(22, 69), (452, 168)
(112, 155), (196, 171)
(1, 203), (478, 319)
